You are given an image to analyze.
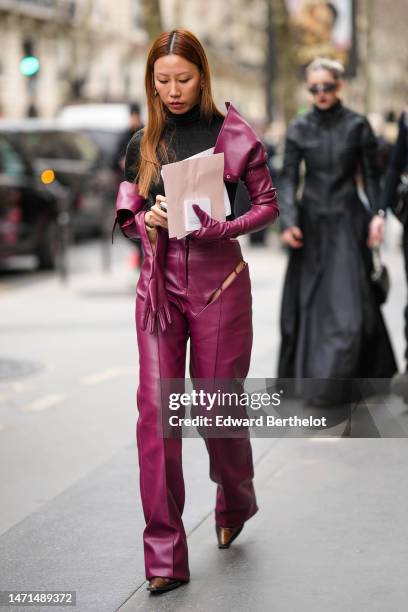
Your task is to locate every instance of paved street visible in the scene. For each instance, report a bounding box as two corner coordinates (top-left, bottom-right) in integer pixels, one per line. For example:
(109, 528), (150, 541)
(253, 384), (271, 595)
(1, 219), (408, 612)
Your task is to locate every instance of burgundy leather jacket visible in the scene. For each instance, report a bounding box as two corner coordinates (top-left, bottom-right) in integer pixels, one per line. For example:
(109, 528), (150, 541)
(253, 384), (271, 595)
(113, 101), (279, 241)
(113, 101), (279, 332)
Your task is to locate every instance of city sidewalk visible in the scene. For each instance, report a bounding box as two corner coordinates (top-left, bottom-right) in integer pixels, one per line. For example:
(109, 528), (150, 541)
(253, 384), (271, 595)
(1, 224), (408, 612)
(120, 436), (408, 612)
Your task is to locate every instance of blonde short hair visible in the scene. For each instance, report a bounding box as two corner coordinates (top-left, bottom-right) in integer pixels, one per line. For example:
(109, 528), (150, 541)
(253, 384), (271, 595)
(306, 57), (345, 81)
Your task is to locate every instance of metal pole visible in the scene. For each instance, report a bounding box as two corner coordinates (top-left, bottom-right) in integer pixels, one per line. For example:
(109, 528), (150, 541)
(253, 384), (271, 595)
(57, 207), (71, 283)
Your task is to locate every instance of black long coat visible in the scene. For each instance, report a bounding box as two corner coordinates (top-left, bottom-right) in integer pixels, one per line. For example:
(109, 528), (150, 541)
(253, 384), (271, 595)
(277, 101), (397, 403)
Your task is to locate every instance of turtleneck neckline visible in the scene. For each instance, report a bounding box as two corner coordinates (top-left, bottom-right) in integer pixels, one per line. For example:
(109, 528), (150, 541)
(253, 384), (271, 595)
(165, 103), (202, 126)
(312, 99), (343, 120)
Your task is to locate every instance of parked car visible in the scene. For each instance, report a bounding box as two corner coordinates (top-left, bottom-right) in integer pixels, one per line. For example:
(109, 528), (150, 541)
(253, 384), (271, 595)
(57, 103), (132, 169)
(0, 118), (111, 238)
(57, 103), (144, 236)
(0, 132), (67, 270)
(57, 103), (133, 132)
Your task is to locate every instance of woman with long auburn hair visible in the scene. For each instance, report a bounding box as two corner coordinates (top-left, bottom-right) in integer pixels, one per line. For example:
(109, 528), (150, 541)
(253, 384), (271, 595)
(113, 29), (279, 595)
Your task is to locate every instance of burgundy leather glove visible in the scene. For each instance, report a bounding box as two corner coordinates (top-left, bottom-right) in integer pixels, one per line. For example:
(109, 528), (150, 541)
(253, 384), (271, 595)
(132, 212), (172, 334)
(141, 248), (172, 333)
(190, 201), (279, 242)
(112, 181), (146, 243)
(112, 181), (173, 334)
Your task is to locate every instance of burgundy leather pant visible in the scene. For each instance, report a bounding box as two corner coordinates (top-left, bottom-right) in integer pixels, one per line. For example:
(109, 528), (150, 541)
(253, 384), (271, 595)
(135, 236), (258, 581)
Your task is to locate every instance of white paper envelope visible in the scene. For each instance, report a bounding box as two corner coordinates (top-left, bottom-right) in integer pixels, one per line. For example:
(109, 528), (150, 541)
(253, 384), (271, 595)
(161, 147), (231, 217)
(184, 197), (211, 231)
(161, 152), (226, 239)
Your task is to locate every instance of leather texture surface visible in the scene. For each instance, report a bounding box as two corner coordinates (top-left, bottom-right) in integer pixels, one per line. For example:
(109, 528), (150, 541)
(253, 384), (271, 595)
(112, 102), (279, 581)
(111, 181), (146, 243)
(279, 100), (380, 230)
(135, 238), (258, 581)
(112, 101), (279, 246)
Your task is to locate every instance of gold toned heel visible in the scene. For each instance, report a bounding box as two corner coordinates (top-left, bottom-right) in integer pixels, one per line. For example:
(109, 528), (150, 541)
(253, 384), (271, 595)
(215, 524), (244, 549)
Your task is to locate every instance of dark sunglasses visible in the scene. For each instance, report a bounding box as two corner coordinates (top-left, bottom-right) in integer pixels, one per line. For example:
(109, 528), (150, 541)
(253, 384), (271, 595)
(308, 82), (337, 94)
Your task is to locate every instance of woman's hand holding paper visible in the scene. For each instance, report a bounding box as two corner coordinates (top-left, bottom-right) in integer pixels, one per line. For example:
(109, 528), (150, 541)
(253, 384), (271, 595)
(145, 195), (169, 230)
(190, 204), (230, 241)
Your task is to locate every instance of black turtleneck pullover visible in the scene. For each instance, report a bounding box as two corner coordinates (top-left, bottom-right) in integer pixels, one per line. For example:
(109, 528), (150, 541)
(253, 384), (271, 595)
(124, 103), (237, 218)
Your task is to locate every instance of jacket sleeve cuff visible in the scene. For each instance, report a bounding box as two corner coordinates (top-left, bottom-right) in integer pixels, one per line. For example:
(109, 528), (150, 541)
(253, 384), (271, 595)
(228, 200), (279, 237)
(112, 181), (146, 243)
(133, 209), (151, 248)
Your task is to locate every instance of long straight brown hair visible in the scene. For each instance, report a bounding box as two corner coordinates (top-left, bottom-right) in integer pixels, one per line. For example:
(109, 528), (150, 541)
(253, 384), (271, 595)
(136, 29), (225, 197)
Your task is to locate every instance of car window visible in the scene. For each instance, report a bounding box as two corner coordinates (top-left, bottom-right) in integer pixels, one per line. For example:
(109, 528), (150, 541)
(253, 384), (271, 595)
(0, 136), (26, 177)
(83, 130), (121, 157)
(13, 131), (99, 162)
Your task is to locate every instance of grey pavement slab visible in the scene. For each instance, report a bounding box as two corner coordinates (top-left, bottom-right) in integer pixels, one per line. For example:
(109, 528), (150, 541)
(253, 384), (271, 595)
(120, 438), (408, 612)
(0, 445), (143, 612)
(1, 222), (408, 612)
(0, 431), (277, 612)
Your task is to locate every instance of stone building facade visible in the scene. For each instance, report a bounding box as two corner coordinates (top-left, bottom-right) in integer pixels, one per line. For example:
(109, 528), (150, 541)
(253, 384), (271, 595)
(0, 0), (407, 121)
(0, 0), (147, 118)
(161, 0), (268, 119)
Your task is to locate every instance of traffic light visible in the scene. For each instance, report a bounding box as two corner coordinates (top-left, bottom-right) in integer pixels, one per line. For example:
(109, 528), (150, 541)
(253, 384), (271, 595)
(20, 39), (40, 77)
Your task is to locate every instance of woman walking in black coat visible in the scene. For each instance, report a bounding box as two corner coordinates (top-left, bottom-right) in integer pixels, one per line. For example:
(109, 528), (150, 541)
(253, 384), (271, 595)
(278, 57), (397, 405)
